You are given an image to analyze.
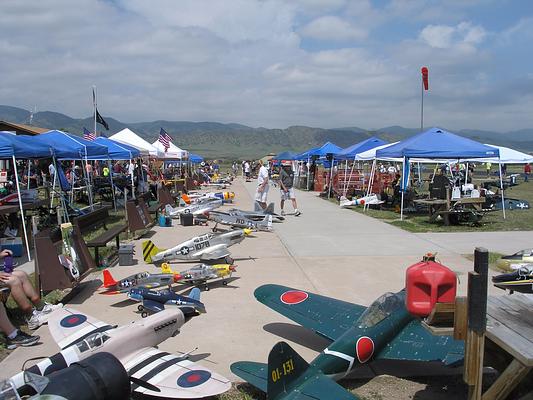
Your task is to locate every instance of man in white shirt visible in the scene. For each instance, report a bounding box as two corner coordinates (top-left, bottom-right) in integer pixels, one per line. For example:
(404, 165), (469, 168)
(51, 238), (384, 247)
(244, 161), (251, 182)
(255, 160), (269, 209)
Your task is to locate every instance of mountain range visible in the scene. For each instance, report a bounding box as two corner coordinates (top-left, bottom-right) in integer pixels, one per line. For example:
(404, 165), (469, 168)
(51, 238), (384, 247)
(1, 105), (532, 159)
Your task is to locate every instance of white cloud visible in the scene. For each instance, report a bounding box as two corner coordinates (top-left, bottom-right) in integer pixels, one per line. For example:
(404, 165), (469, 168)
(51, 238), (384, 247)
(419, 22), (486, 51)
(300, 16), (367, 41)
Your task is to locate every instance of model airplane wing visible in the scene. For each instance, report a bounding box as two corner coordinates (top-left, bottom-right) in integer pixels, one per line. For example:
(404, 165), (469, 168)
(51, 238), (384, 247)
(193, 244), (230, 260)
(48, 307), (115, 350)
(125, 348), (231, 398)
(376, 319), (464, 366)
(143, 299), (165, 313)
(230, 362), (268, 392)
(255, 284), (366, 341)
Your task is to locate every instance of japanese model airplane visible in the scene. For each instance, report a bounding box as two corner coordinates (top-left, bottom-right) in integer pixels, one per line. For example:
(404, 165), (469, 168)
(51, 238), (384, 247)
(496, 249), (533, 271)
(165, 198), (222, 218)
(492, 266), (533, 294)
(228, 202), (284, 222)
(231, 284), (464, 400)
(339, 194), (384, 208)
(128, 287), (206, 317)
(142, 229), (251, 265)
(10, 308), (230, 398)
(100, 269), (180, 294)
(161, 262), (236, 291)
(206, 210), (273, 232)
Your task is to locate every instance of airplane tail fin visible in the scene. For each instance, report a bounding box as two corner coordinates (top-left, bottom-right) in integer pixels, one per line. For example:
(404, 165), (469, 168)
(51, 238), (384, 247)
(253, 201), (262, 212)
(188, 287), (201, 301)
(142, 240), (162, 263)
(264, 202), (274, 214)
(102, 269), (118, 288)
(267, 341), (309, 399)
(259, 214), (273, 230)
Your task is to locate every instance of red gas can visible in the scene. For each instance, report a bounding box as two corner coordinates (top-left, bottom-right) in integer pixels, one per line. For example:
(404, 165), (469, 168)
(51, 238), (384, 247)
(405, 255), (457, 317)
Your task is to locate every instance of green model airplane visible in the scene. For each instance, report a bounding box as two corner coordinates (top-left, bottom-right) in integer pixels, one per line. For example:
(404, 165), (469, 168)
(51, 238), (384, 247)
(231, 284), (464, 400)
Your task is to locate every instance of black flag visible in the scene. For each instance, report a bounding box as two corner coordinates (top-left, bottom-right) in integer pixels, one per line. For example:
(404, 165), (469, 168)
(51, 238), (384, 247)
(95, 108), (109, 130)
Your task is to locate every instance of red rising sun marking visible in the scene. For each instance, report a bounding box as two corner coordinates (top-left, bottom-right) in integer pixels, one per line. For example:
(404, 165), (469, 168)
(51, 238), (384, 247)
(68, 317), (79, 324)
(356, 336), (374, 363)
(187, 374), (201, 383)
(280, 290), (308, 305)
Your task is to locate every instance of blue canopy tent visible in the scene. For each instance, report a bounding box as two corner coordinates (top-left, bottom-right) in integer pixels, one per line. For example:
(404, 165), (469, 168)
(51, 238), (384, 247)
(189, 153), (204, 163)
(374, 127), (503, 219)
(272, 151), (298, 166)
(0, 132), (58, 259)
(309, 142), (342, 197)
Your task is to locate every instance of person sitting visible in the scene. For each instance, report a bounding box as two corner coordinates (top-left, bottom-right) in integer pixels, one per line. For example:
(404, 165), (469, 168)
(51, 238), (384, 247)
(0, 250), (62, 330)
(0, 301), (39, 349)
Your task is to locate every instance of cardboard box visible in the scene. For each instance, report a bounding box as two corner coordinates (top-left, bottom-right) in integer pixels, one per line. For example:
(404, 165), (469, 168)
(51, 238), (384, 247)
(0, 237), (23, 257)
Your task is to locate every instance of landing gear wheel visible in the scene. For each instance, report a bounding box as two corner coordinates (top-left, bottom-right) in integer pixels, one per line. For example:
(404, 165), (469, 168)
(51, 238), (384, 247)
(224, 256), (234, 264)
(141, 311), (148, 318)
(222, 280), (228, 286)
(137, 305), (144, 312)
(204, 285), (210, 291)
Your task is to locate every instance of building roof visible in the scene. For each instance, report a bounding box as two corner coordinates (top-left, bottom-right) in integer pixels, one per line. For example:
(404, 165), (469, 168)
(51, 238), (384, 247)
(0, 120), (49, 135)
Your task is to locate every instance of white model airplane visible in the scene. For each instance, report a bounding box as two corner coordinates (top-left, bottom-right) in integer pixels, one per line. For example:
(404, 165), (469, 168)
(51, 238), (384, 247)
(165, 198), (222, 218)
(10, 308), (230, 398)
(339, 194), (384, 208)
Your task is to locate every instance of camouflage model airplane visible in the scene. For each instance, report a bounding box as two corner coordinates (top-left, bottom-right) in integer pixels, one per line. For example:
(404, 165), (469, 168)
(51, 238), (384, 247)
(231, 284), (464, 400)
(228, 202), (284, 222)
(100, 269), (180, 294)
(10, 307), (230, 398)
(492, 265), (533, 294)
(128, 287), (206, 317)
(161, 262), (236, 291)
(206, 210), (273, 232)
(142, 229), (252, 265)
(496, 249), (533, 271)
(165, 198), (222, 218)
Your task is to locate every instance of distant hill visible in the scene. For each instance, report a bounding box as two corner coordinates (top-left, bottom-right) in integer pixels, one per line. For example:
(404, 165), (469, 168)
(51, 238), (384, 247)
(1, 105), (531, 158)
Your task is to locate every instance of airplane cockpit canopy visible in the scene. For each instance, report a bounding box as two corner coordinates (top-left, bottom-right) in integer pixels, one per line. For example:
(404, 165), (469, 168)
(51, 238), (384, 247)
(76, 332), (111, 353)
(511, 249), (533, 257)
(358, 292), (403, 329)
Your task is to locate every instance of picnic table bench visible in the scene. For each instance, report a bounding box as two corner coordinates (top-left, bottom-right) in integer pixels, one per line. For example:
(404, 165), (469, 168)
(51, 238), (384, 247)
(414, 197), (486, 225)
(72, 206), (127, 266)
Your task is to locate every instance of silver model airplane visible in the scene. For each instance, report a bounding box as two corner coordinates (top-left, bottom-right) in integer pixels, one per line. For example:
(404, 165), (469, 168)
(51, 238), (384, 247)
(142, 228), (252, 265)
(165, 198), (222, 218)
(161, 263), (237, 291)
(10, 308), (231, 399)
(228, 202), (284, 222)
(101, 269), (180, 294)
(206, 210), (273, 232)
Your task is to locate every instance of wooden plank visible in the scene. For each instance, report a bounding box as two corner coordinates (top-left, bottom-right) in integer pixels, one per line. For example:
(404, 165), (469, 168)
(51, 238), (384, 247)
(454, 296), (468, 341)
(464, 330), (485, 399)
(426, 302), (455, 326)
(487, 299), (533, 345)
(421, 320), (454, 336)
(486, 317), (533, 366)
(482, 359), (531, 400)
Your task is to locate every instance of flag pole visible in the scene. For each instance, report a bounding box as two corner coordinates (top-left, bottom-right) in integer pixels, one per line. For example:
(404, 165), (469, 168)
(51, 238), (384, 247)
(93, 85), (97, 137)
(421, 77), (424, 132)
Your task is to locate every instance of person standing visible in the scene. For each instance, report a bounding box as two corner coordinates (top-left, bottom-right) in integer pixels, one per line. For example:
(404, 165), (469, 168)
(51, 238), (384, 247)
(279, 164), (301, 216)
(485, 162), (491, 176)
(244, 160), (251, 182)
(525, 163), (531, 182)
(254, 160), (269, 209)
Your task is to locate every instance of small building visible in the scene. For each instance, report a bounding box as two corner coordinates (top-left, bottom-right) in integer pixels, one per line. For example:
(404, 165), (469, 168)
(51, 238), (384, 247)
(0, 120), (48, 136)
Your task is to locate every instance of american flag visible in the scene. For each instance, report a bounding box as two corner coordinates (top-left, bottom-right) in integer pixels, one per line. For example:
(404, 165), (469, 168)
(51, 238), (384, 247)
(158, 128), (172, 151)
(83, 127), (96, 141)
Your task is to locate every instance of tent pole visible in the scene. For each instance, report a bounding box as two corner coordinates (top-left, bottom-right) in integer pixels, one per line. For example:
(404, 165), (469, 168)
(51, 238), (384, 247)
(130, 158), (136, 200)
(342, 160), (348, 196)
(107, 159), (117, 212)
(306, 156), (310, 191)
(82, 156), (94, 211)
(50, 162), (57, 209)
(328, 158), (334, 198)
(498, 160), (506, 219)
(364, 159), (376, 212)
(12, 156), (31, 261)
(400, 157), (406, 220)
(344, 158), (357, 197)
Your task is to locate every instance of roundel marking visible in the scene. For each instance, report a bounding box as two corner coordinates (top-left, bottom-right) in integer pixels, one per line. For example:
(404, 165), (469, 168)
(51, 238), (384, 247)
(60, 314), (87, 328)
(280, 290), (308, 305)
(177, 370), (212, 388)
(355, 336), (374, 363)
(180, 246), (190, 255)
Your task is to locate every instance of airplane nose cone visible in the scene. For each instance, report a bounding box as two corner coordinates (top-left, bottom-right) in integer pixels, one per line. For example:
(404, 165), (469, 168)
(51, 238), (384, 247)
(243, 228), (252, 235)
(229, 265), (237, 271)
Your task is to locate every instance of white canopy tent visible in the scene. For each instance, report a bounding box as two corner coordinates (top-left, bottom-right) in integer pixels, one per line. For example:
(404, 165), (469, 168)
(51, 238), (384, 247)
(467, 144), (533, 164)
(109, 128), (157, 157)
(151, 140), (188, 159)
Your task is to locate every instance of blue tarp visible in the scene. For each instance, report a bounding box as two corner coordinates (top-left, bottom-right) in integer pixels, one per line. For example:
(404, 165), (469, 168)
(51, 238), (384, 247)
(336, 137), (388, 160)
(376, 127), (500, 159)
(94, 137), (140, 160)
(33, 130), (109, 160)
(189, 153), (204, 163)
(0, 132), (53, 158)
(309, 141), (342, 157)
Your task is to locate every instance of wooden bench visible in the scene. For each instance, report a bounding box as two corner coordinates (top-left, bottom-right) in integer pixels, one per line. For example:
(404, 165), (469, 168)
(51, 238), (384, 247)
(139, 191), (162, 216)
(72, 206), (127, 267)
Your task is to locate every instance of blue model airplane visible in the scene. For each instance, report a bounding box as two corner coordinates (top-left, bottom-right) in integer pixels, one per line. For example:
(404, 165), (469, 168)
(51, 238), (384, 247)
(128, 287), (206, 318)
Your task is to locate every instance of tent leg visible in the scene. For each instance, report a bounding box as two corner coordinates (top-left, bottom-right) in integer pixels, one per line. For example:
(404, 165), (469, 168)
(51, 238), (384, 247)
(498, 161), (506, 219)
(13, 156), (31, 261)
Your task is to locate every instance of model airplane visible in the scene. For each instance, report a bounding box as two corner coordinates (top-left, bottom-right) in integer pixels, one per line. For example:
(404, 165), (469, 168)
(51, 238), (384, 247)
(161, 262), (236, 291)
(101, 269), (180, 294)
(231, 284), (464, 400)
(142, 228), (251, 265)
(206, 210), (273, 232)
(496, 249), (533, 271)
(182, 191), (235, 205)
(10, 308), (230, 398)
(340, 194), (384, 208)
(128, 287), (206, 317)
(492, 265), (533, 294)
(165, 198), (222, 218)
(228, 202), (284, 222)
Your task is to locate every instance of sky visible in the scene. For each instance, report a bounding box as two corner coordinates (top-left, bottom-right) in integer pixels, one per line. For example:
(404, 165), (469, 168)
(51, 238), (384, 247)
(1, 0), (532, 131)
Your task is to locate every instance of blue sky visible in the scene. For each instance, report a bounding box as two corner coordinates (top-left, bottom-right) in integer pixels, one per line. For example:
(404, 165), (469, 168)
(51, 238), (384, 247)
(1, 0), (532, 132)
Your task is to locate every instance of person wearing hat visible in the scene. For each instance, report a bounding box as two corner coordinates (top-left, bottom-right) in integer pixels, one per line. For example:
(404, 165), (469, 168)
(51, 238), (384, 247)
(279, 164), (301, 216)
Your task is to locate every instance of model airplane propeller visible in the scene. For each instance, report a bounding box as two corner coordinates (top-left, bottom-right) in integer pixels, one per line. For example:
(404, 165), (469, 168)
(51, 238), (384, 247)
(231, 284), (464, 400)
(11, 307), (231, 398)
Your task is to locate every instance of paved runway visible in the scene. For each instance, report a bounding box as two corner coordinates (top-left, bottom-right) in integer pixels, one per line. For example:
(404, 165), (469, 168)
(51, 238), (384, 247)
(2, 177), (532, 383)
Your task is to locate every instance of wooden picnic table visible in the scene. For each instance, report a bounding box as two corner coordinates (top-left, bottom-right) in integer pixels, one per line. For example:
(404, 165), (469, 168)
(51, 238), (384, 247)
(482, 294), (533, 400)
(414, 197), (486, 225)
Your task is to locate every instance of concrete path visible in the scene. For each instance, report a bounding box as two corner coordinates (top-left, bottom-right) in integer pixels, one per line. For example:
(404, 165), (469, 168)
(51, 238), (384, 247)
(2, 177), (531, 385)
